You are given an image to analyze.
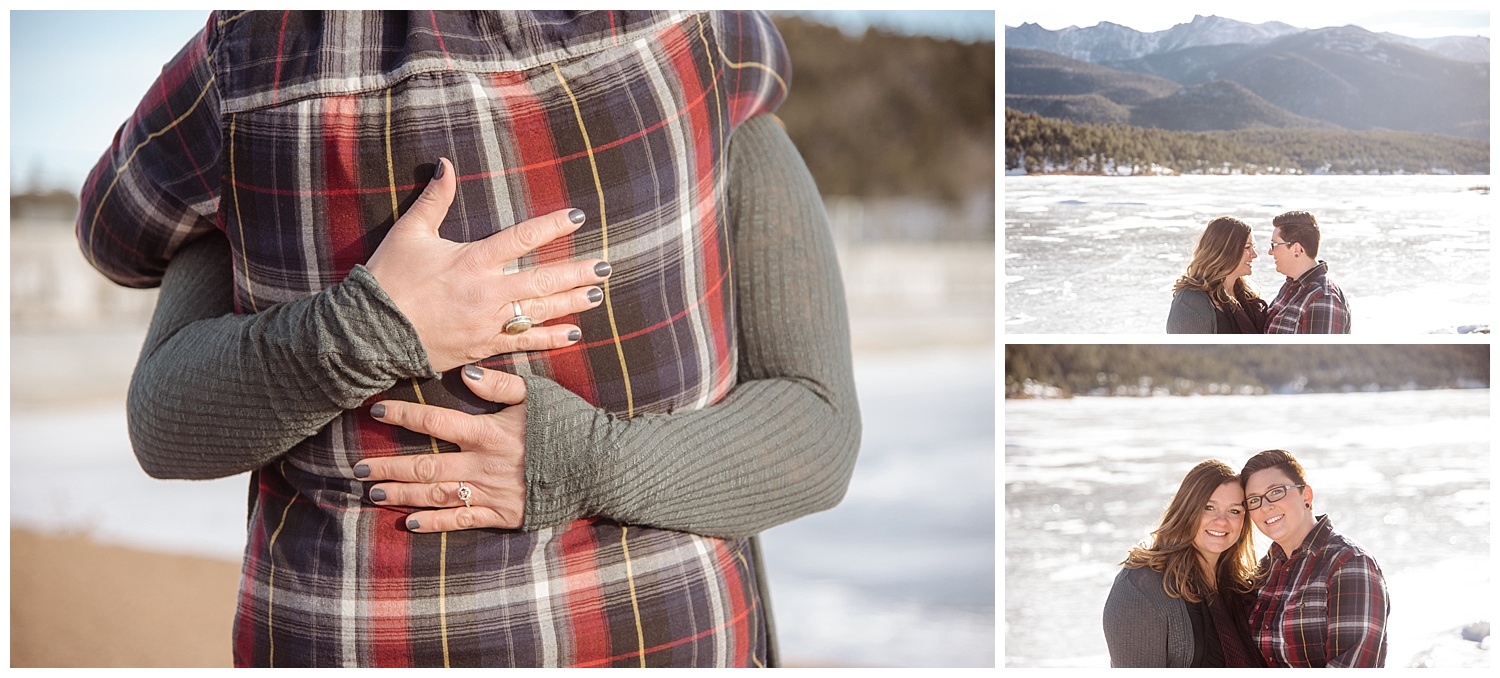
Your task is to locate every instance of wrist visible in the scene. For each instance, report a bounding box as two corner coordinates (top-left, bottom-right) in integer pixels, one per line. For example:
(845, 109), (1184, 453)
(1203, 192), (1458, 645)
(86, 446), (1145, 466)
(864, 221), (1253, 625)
(519, 375), (605, 530)
(343, 265), (437, 378)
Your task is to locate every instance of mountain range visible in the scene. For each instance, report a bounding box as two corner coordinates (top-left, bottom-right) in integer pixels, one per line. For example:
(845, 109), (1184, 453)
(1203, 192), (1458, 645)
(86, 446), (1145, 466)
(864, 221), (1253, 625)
(1006, 14), (1488, 64)
(1005, 15), (1489, 140)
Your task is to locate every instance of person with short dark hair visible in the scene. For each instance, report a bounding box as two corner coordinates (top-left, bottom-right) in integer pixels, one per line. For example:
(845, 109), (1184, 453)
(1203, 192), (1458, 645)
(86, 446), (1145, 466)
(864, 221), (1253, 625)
(1263, 211), (1351, 333)
(1240, 450), (1388, 667)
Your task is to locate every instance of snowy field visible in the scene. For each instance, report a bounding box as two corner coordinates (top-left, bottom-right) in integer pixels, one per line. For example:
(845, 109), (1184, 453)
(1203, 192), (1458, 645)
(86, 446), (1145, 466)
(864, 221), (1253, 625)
(1005, 389), (1490, 668)
(1004, 175), (1490, 334)
(11, 346), (997, 668)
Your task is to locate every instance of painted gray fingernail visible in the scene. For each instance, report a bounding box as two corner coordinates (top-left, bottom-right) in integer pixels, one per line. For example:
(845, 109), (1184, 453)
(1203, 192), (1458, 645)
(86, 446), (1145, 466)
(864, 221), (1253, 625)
(594, 261), (612, 277)
(568, 208), (585, 224)
(354, 464), (371, 479)
(370, 488), (387, 502)
(567, 329), (582, 342)
(371, 403), (386, 418)
(407, 518), (421, 530)
(463, 364), (484, 381)
(433, 158), (446, 180)
(587, 287), (603, 303)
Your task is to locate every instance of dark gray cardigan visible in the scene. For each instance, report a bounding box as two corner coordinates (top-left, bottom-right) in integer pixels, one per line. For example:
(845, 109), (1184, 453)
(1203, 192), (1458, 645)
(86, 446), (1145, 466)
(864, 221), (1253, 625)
(1166, 288), (1222, 334)
(1102, 566), (1196, 667)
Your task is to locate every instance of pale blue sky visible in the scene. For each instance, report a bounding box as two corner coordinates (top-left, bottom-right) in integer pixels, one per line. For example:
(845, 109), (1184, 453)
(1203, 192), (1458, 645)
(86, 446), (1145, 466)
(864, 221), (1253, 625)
(9, 10), (995, 194)
(11, 11), (210, 193)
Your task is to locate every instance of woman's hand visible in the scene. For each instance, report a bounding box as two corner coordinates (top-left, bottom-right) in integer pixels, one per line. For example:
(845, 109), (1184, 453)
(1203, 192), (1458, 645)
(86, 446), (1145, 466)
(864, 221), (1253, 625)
(365, 157), (611, 373)
(354, 366), (529, 531)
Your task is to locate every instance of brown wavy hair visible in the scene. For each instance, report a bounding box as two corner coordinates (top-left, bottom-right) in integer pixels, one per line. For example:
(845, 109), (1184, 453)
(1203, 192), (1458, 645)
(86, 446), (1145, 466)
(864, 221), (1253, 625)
(1121, 459), (1258, 603)
(1173, 216), (1261, 309)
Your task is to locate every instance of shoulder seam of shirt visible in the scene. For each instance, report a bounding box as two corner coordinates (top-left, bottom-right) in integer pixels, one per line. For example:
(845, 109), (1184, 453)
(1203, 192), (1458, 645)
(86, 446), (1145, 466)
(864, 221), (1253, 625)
(215, 10), (709, 114)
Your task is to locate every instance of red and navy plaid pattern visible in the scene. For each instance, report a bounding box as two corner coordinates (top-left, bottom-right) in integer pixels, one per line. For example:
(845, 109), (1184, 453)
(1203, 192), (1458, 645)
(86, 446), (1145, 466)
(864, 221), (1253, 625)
(1264, 261), (1351, 333)
(78, 11), (788, 667)
(1248, 516), (1389, 667)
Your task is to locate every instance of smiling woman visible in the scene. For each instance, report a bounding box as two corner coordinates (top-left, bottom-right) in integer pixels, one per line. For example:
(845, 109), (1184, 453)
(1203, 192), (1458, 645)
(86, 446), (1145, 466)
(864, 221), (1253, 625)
(1166, 216), (1268, 333)
(1102, 459), (1263, 667)
(1239, 449), (1391, 667)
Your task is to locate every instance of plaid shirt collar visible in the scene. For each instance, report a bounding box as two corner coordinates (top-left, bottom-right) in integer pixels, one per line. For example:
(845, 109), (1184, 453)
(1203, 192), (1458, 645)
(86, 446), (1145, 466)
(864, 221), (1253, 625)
(1266, 513), (1335, 561)
(1283, 260), (1331, 289)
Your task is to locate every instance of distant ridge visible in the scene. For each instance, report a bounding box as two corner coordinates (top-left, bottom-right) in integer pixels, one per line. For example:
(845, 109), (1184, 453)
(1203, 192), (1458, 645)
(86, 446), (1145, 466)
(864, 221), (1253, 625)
(1006, 14), (1301, 63)
(1005, 14), (1488, 64)
(1005, 48), (1181, 105)
(1224, 26), (1488, 138)
(1005, 18), (1488, 140)
(1129, 80), (1338, 132)
(1005, 94), (1131, 126)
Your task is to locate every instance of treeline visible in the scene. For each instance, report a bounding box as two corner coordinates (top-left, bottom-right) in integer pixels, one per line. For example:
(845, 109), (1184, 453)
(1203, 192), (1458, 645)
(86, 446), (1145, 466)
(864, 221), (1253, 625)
(1005, 345), (1489, 398)
(1005, 108), (1490, 175)
(774, 16), (995, 202)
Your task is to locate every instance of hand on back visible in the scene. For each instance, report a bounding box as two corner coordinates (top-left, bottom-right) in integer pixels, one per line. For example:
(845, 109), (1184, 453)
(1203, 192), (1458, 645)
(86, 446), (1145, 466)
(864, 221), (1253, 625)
(356, 365), (529, 531)
(365, 157), (610, 373)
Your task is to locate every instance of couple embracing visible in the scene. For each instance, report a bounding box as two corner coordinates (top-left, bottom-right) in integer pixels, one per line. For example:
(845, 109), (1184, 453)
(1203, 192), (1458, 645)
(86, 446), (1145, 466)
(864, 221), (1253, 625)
(1102, 450), (1389, 668)
(1167, 212), (1351, 334)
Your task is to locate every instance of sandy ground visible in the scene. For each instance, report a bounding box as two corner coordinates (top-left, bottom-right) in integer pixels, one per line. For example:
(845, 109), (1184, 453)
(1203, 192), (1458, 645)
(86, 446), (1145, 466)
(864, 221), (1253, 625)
(10, 528), (240, 668)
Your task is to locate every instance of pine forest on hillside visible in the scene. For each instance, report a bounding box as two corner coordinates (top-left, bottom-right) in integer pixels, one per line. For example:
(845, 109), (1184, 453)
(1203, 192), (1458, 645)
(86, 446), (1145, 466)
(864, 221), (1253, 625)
(1005, 108), (1490, 175)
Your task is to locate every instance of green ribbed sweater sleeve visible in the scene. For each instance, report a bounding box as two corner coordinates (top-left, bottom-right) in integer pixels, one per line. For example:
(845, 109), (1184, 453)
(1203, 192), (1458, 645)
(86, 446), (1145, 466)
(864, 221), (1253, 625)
(521, 115), (861, 536)
(127, 241), (435, 479)
(129, 115), (859, 537)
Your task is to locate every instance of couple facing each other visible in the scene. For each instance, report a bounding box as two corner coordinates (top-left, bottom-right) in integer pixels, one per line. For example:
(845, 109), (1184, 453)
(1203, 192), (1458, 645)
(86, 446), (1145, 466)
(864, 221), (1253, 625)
(1103, 449), (1389, 668)
(1168, 211), (1351, 334)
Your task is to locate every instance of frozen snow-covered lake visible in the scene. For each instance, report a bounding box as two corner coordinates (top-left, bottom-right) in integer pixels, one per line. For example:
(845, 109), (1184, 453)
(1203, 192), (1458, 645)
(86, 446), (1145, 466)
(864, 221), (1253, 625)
(1004, 175), (1490, 333)
(11, 347), (996, 668)
(1004, 389), (1490, 668)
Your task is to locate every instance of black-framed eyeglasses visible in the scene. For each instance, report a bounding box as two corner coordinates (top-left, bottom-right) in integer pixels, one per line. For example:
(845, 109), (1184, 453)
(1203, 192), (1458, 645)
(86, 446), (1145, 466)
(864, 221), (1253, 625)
(1245, 484), (1306, 510)
(1267, 240), (1294, 252)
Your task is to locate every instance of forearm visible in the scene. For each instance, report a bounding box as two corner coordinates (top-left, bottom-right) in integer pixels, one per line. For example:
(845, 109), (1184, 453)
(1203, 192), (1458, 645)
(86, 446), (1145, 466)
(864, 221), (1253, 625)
(522, 114), (860, 537)
(128, 232), (433, 479)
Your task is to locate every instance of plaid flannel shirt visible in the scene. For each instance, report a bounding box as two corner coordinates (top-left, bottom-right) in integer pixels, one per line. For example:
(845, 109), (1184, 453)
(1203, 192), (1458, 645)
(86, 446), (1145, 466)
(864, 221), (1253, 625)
(1249, 516), (1390, 667)
(1264, 261), (1351, 333)
(78, 10), (789, 667)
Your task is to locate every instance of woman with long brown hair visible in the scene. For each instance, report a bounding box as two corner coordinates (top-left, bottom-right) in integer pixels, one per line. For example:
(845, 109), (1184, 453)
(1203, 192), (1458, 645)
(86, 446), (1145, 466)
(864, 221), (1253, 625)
(1102, 460), (1264, 667)
(1167, 216), (1268, 333)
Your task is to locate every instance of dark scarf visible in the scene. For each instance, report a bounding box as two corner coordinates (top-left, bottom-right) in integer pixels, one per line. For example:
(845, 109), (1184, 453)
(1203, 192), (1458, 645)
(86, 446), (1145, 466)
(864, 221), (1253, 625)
(1210, 589), (1267, 668)
(1217, 290), (1268, 334)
